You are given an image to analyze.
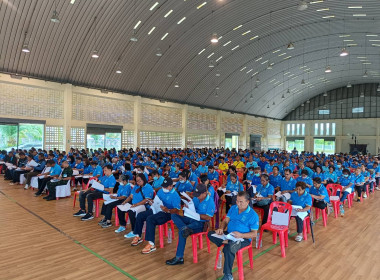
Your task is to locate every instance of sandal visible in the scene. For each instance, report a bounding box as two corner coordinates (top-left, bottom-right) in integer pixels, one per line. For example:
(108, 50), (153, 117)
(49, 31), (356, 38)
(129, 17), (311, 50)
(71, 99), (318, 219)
(295, 235), (303, 242)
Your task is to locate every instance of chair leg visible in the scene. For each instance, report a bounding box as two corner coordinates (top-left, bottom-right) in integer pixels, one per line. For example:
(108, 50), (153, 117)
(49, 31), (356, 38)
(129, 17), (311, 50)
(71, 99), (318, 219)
(73, 193), (77, 208)
(214, 247), (221, 270)
(95, 200), (100, 218)
(248, 247), (253, 269)
(199, 235), (203, 249)
(315, 208), (320, 219)
(237, 250), (244, 280)
(322, 209), (327, 227)
(191, 235), (198, 263)
(206, 235), (211, 253)
(272, 232), (277, 244)
(279, 232), (286, 258)
(170, 221), (175, 239)
(257, 229), (264, 250)
(115, 208), (119, 226)
(285, 230), (289, 247)
(164, 222), (168, 237)
(159, 225), (164, 249)
(303, 220), (308, 241)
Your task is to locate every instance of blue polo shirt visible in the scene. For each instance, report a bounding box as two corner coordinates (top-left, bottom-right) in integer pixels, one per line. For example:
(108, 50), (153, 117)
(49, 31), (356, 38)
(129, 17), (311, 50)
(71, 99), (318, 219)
(269, 174), (282, 188)
(297, 176), (313, 188)
(175, 180), (193, 192)
(193, 194), (215, 218)
(157, 188), (181, 210)
(256, 183), (274, 197)
(309, 185), (330, 203)
(197, 165), (208, 175)
(98, 174), (116, 189)
(313, 172), (325, 181)
(169, 170), (181, 178)
(152, 176), (165, 189)
(92, 165), (103, 177)
(83, 165), (94, 175)
(74, 162), (84, 169)
(189, 172), (199, 188)
(226, 181), (244, 192)
(208, 171), (219, 181)
(116, 183), (132, 197)
(226, 205), (259, 236)
(131, 184), (154, 204)
(49, 164), (62, 176)
(246, 161), (258, 169)
(208, 185), (215, 199)
(290, 191), (312, 209)
(324, 171), (338, 183)
(280, 177), (296, 192)
(352, 174), (365, 185)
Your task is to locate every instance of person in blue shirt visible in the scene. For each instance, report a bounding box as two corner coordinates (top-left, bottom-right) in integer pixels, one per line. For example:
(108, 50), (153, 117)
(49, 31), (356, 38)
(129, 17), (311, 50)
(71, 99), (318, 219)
(208, 191), (259, 280)
(35, 159), (62, 196)
(74, 159), (93, 187)
(245, 156), (258, 169)
(352, 167), (365, 202)
(360, 165), (370, 198)
(131, 178), (181, 254)
(150, 170), (165, 191)
(200, 174), (216, 199)
(277, 168), (296, 202)
(288, 181), (312, 242)
(258, 156), (267, 172)
(196, 161), (208, 177)
(296, 170), (313, 190)
(310, 177), (330, 213)
(207, 165), (219, 182)
(167, 183), (216, 266)
(175, 172), (194, 193)
(298, 161), (314, 179)
(324, 166), (338, 184)
(169, 163), (181, 182)
(188, 169), (199, 190)
(99, 174), (132, 228)
(337, 169), (354, 216)
(264, 159), (275, 174)
(73, 157), (84, 174)
(269, 166), (282, 189)
(219, 173), (244, 213)
(74, 165), (116, 221)
(253, 174), (274, 225)
(313, 166), (325, 181)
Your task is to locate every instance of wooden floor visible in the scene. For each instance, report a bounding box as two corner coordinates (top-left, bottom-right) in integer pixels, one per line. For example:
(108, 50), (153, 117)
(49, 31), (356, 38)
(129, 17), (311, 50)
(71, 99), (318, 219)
(1, 178), (380, 280)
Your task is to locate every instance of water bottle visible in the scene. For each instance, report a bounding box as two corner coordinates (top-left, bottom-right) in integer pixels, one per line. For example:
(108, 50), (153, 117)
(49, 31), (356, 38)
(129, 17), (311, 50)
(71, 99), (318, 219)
(167, 228), (172, 244)
(216, 250), (223, 269)
(256, 233), (262, 249)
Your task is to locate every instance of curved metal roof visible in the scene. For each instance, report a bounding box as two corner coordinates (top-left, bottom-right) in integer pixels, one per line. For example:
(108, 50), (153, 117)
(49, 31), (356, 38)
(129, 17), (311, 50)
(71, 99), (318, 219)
(1, 0), (380, 119)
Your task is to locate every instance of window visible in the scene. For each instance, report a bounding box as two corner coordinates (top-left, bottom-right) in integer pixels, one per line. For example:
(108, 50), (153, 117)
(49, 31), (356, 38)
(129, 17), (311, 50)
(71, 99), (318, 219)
(286, 123), (306, 136)
(352, 107), (364, 113)
(301, 124), (305, 135)
(315, 123), (318, 135)
(291, 124), (295, 135)
(296, 124), (300, 135)
(319, 110), (330, 115)
(314, 138), (335, 155)
(187, 134), (217, 148)
(122, 130), (134, 149)
(286, 139), (304, 152)
(326, 123), (330, 135)
(0, 123), (44, 151)
(314, 122), (336, 136)
(71, 127), (85, 149)
(45, 126), (64, 150)
(320, 123), (324, 135)
(287, 124), (290, 135)
(331, 123), (336, 135)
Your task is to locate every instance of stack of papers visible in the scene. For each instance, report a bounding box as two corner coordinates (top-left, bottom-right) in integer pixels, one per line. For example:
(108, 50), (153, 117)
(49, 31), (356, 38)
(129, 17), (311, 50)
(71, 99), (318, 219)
(72, 170), (80, 176)
(291, 205), (308, 220)
(91, 181), (104, 191)
(226, 191), (238, 197)
(151, 196), (164, 214)
(117, 203), (146, 214)
(210, 233), (244, 242)
(27, 160), (39, 167)
(181, 192), (200, 221)
(329, 196), (339, 201)
(275, 191), (291, 200)
(103, 194), (118, 205)
(218, 187), (227, 193)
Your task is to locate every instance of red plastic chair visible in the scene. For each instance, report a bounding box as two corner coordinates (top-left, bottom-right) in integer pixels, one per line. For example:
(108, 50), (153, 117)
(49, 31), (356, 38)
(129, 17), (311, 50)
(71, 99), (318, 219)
(327, 189), (340, 219)
(210, 180), (220, 190)
(191, 232), (211, 263)
(219, 174), (227, 186)
(312, 199), (327, 227)
(258, 201), (292, 258)
(214, 241), (253, 280)
(73, 177), (97, 208)
(290, 216), (311, 240)
(158, 220), (175, 248)
(253, 206), (265, 223)
(237, 172), (244, 183)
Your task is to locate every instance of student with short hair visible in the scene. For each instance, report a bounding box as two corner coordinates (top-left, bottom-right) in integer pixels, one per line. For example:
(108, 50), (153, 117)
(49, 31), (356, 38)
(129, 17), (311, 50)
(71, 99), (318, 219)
(218, 173), (244, 213)
(43, 160), (73, 201)
(24, 153), (46, 190)
(253, 174), (274, 225)
(151, 170), (165, 192)
(174, 172), (193, 193)
(35, 160), (62, 196)
(310, 177), (330, 212)
(208, 191), (259, 280)
(73, 165), (116, 221)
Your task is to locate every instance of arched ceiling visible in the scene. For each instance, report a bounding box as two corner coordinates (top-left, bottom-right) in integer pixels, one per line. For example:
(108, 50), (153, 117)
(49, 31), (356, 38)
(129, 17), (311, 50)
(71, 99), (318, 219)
(1, 0), (380, 120)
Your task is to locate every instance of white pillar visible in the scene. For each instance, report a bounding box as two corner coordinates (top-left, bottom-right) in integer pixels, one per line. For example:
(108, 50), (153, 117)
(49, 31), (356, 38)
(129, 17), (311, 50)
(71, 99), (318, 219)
(182, 105), (188, 148)
(63, 84), (73, 151)
(134, 96), (141, 149)
(217, 111), (222, 148)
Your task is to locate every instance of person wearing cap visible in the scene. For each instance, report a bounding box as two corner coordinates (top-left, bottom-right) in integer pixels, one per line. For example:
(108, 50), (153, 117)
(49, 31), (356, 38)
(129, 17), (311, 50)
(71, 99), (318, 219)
(98, 175), (132, 228)
(43, 160), (73, 201)
(131, 177), (181, 254)
(175, 172), (194, 193)
(207, 165), (219, 182)
(207, 191), (259, 280)
(166, 183), (215, 266)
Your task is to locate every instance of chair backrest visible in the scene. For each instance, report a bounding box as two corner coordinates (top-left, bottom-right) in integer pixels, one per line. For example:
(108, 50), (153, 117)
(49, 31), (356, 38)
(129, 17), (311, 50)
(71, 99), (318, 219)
(327, 183), (342, 195)
(210, 180), (219, 190)
(266, 201), (292, 225)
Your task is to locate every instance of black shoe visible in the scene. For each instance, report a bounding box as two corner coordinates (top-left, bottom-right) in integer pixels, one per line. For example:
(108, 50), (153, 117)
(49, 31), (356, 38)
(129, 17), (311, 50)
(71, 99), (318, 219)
(166, 257), (184, 266)
(73, 210), (86, 217)
(34, 192), (42, 197)
(43, 196), (50, 200)
(357, 199), (361, 202)
(46, 197), (55, 201)
(98, 218), (107, 225)
(181, 227), (194, 239)
(81, 213), (94, 221)
(101, 221), (112, 228)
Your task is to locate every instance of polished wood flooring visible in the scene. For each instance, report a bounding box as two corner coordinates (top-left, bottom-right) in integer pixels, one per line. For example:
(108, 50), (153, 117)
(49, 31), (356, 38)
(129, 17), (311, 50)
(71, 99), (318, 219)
(1, 178), (380, 280)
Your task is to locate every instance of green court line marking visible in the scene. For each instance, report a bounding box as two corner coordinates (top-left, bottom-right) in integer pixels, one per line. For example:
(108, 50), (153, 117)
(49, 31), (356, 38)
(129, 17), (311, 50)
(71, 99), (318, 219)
(216, 218), (322, 280)
(0, 190), (138, 280)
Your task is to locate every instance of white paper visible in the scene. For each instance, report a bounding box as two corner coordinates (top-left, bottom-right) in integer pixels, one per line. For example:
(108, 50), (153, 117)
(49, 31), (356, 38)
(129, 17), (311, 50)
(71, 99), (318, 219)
(184, 207), (200, 221)
(256, 193), (263, 198)
(131, 205), (146, 214)
(117, 203), (132, 212)
(15, 168), (23, 171)
(50, 179), (59, 183)
(291, 205), (308, 220)
(151, 195), (164, 214)
(0, 161), (4, 164)
(181, 192), (196, 212)
(250, 185), (257, 194)
(226, 191), (238, 197)
(210, 233), (244, 242)
(218, 187), (227, 192)
(28, 160), (39, 167)
(83, 175), (90, 179)
(103, 194), (118, 205)
(275, 191), (282, 198)
(283, 193), (291, 200)
(91, 180), (104, 191)
(75, 175), (83, 178)
(72, 170), (79, 176)
(272, 211), (289, 226)
(329, 196), (339, 201)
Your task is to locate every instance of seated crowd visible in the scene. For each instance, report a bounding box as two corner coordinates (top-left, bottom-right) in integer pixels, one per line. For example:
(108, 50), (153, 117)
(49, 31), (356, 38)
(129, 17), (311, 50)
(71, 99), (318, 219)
(1, 147), (379, 280)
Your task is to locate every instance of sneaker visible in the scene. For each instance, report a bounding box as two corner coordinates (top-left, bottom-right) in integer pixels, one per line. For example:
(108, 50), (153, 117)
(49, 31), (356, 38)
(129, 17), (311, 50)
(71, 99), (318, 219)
(73, 187), (78, 191)
(376, 187), (380, 191)
(9, 183), (16, 185)
(221, 274), (234, 280)
(295, 235), (303, 242)
(115, 226), (126, 233)
(73, 210), (86, 217)
(141, 244), (156, 254)
(124, 231), (137, 238)
(101, 221), (112, 228)
(24, 184), (29, 190)
(131, 236), (143, 246)
(363, 193), (367, 198)
(98, 218), (107, 225)
(81, 213), (94, 221)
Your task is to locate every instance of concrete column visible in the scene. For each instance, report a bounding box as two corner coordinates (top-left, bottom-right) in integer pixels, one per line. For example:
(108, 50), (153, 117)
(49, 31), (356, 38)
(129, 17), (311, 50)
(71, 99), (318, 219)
(134, 96), (141, 149)
(63, 84), (73, 151)
(217, 111), (222, 147)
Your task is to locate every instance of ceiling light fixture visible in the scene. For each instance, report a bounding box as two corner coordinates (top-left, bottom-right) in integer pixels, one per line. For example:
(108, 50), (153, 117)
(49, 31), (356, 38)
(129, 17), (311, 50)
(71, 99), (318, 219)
(215, 69), (221, 77)
(209, 60), (215, 68)
(51, 10), (60, 23)
(325, 65), (332, 73)
(306, 100), (310, 103)
(156, 48), (163, 57)
(347, 82), (352, 88)
(250, 93), (254, 99)
(363, 70), (368, 77)
(323, 91), (328, 97)
(267, 104), (270, 109)
(130, 30), (138, 42)
(281, 93), (285, 99)
(360, 92), (364, 97)
(174, 81), (179, 88)
(340, 48), (349, 56)
(91, 50), (99, 58)
(297, 0), (308, 11)
(167, 72), (173, 78)
(301, 79), (305, 84)
(116, 70), (122, 74)
(287, 42), (295, 50)
(211, 33), (218, 43)
(287, 88), (290, 94)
